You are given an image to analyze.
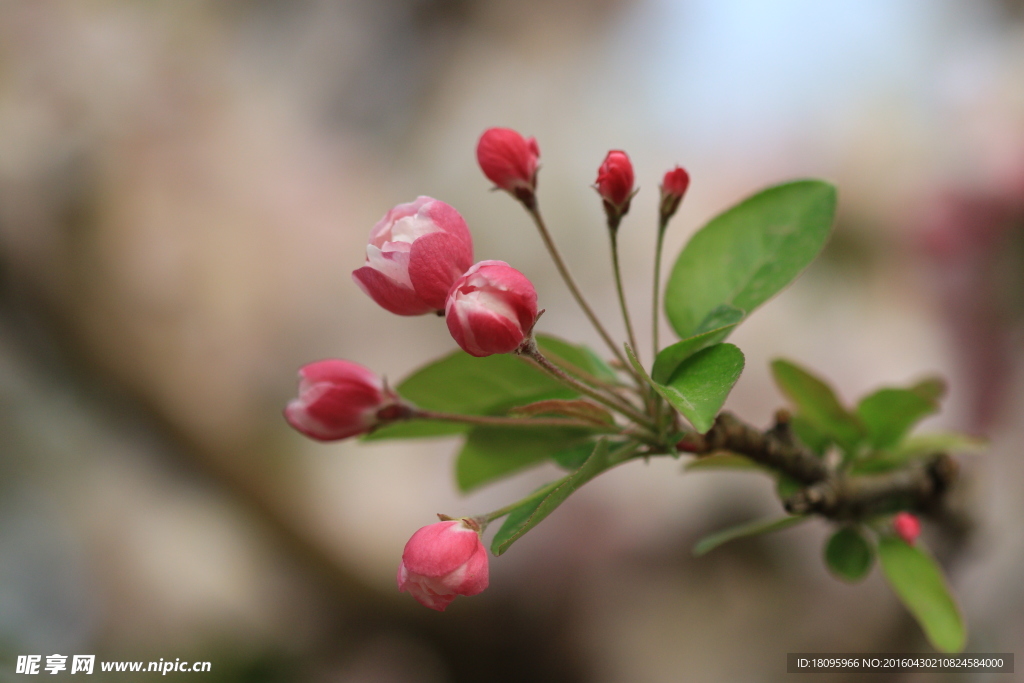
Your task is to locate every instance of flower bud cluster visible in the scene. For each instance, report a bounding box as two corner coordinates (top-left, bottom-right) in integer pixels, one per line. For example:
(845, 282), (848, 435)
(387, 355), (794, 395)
(286, 126), (694, 611)
(353, 197), (539, 358)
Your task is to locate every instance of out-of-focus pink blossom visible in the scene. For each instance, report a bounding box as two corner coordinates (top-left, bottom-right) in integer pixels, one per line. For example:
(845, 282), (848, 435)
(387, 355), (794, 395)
(285, 360), (399, 441)
(893, 512), (921, 545)
(352, 197), (474, 315)
(397, 519), (489, 611)
(445, 260), (538, 357)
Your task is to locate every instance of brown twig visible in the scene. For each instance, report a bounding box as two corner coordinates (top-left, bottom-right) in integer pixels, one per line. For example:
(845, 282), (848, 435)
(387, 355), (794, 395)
(678, 411), (964, 528)
(678, 411), (829, 484)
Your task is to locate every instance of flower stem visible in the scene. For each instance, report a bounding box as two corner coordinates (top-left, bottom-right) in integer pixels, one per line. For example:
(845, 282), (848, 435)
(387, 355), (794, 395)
(518, 337), (656, 433)
(652, 215), (669, 359)
(649, 215), (672, 430)
(539, 347), (631, 397)
(608, 228), (640, 364)
(524, 205), (639, 381)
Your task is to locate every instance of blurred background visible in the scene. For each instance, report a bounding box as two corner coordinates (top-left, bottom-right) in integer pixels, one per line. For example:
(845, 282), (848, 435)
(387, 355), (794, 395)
(1, 0), (1023, 680)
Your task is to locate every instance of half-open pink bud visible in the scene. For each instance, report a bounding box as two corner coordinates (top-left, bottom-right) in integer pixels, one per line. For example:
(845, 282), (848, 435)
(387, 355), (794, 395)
(352, 197), (474, 316)
(397, 519), (489, 612)
(476, 128), (540, 205)
(893, 512), (921, 545)
(284, 360), (398, 441)
(595, 150), (636, 223)
(445, 260), (538, 357)
(659, 165), (690, 221)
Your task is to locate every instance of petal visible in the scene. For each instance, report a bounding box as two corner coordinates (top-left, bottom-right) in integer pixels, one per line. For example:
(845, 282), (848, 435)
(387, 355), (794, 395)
(423, 199), (473, 248)
(401, 521), (480, 577)
(408, 231), (474, 311)
(368, 197), (432, 246)
(365, 244), (414, 289)
(352, 266), (434, 316)
(299, 359), (380, 389)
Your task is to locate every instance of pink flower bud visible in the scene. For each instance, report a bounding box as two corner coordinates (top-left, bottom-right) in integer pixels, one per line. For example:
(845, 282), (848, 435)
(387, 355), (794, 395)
(397, 519), (489, 611)
(595, 150), (636, 223)
(893, 512), (921, 545)
(284, 360), (399, 441)
(352, 197), (474, 316)
(445, 260), (538, 357)
(476, 128), (540, 205)
(659, 166), (690, 220)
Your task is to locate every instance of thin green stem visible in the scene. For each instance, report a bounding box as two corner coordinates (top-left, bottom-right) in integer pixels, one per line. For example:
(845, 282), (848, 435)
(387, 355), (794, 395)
(411, 409), (618, 433)
(608, 228), (640, 363)
(652, 216), (669, 360)
(540, 348), (632, 397)
(524, 205), (638, 380)
(518, 338), (656, 433)
(650, 216), (670, 431)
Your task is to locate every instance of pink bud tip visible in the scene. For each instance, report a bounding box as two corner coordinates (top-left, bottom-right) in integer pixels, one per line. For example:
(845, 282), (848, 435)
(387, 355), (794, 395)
(476, 128), (540, 203)
(445, 260), (539, 357)
(352, 197), (474, 316)
(397, 519), (489, 611)
(284, 360), (396, 441)
(595, 150), (636, 222)
(893, 512), (921, 545)
(659, 166), (690, 220)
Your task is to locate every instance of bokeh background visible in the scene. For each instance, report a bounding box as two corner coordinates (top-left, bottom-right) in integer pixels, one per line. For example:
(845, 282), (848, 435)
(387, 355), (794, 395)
(1, 0), (1023, 681)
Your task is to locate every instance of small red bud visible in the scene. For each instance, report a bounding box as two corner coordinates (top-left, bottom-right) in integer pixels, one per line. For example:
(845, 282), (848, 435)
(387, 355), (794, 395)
(659, 166), (690, 221)
(285, 360), (398, 441)
(476, 128), (540, 206)
(595, 150), (636, 226)
(893, 512), (921, 545)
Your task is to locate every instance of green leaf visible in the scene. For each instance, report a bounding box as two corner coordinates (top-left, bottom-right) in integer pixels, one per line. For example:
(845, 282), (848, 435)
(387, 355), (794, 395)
(892, 432), (987, 458)
(491, 439), (618, 555)
(851, 432), (986, 474)
(370, 334), (608, 442)
(455, 426), (596, 492)
(652, 319), (742, 384)
(693, 303), (747, 335)
(771, 359), (864, 452)
(538, 334), (619, 384)
(857, 388), (938, 450)
(510, 399), (615, 425)
(664, 180), (837, 339)
(631, 344), (744, 434)
(692, 515), (808, 556)
(577, 346), (620, 383)
(825, 527), (874, 582)
(550, 441), (599, 470)
(790, 415), (831, 456)
(878, 536), (966, 653)
(391, 350), (572, 417)
(910, 377), (947, 403)
(684, 453), (759, 471)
